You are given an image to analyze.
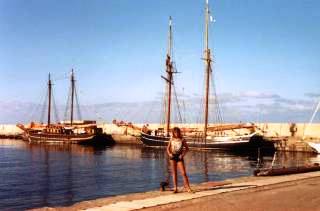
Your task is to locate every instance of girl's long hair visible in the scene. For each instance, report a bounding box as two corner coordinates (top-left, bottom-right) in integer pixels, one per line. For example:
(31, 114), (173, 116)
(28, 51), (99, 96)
(172, 127), (182, 139)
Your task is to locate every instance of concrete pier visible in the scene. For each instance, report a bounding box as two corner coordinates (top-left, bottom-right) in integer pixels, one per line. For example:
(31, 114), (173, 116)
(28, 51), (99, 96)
(34, 171), (320, 211)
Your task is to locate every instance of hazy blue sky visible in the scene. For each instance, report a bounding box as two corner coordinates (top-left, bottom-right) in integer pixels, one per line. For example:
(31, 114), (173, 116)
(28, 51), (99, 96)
(0, 0), (319, 123)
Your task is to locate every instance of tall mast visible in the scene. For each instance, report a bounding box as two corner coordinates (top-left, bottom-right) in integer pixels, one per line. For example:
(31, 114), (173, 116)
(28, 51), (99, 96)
(163, 16), (174, 136)
(47, 73), (52, 126)
(203, 0), (212, 139)
(70, 69), (75, 126)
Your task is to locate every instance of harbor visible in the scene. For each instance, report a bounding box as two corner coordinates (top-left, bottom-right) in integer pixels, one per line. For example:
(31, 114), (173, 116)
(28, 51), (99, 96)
(2, 121), (320, 210)
(1, 138), (320, 210)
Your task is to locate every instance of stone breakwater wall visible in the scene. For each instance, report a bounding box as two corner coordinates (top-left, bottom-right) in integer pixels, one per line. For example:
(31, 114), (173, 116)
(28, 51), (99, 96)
(99, 123), (320, 151)
(0, 124), (23, 135)
(1, 123), (319, 138)
(255, 123), (320, 139)
(100, 123), (320, 139)
(0, 124), (23, 139)
(1, 123), (320, 151)
(254, 123), (320, 152)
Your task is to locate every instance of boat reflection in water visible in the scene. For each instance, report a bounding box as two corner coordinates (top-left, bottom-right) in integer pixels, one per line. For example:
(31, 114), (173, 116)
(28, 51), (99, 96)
(1, 139), (320, 210)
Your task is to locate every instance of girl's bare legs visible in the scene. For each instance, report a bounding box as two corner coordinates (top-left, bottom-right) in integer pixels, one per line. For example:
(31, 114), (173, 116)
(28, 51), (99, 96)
(170, 160), (178, 192)
(177, 160), (191, 191)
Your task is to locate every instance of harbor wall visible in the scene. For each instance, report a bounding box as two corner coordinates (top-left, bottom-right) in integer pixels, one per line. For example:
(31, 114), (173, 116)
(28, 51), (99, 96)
(100, 123), (320, 151)
(1, 123), (319, 151)
(100, 123), (320, 139)
(0, 124), (23, 135)
(1, 123), (320, 138)
(255, 123), (320, 139)
(0, 124), (23, 139)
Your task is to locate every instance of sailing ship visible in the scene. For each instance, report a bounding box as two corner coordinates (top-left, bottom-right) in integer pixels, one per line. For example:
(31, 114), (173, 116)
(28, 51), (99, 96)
(140, 0), (274, 151)
(17, 70), (113, 145)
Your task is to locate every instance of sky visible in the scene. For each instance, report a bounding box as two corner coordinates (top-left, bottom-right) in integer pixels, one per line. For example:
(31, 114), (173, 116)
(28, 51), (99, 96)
(0, 0), (319, 123)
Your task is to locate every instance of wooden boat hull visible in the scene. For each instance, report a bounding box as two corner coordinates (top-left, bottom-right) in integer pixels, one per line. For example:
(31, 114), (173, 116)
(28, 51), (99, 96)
(24, 132), (94, 144)
(140, 132), (275, 151)
(21, 131), (115, 145)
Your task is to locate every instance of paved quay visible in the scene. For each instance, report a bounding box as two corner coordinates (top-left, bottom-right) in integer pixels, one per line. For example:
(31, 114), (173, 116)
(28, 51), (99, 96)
(34, 171), (320, 211)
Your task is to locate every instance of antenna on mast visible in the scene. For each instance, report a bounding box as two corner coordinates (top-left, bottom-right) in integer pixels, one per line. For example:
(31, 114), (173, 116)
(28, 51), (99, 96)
(168, 16), (173, 58)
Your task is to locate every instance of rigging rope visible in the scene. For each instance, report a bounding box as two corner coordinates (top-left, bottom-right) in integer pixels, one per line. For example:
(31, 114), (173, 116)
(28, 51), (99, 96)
(52, 92), (60, 123)
(160, 82), (168, 126)
(173, 84), (183, 123)
(171, 62), (184, 124)
(28, 86), (47, 123)
(63, 84), (71, 121)
(40, 91), (48, 124)
(181, 88), (187, 123)
(209, 65), (223, 124)
(75, 85), (82, 120)
(144, 100), (159, 123)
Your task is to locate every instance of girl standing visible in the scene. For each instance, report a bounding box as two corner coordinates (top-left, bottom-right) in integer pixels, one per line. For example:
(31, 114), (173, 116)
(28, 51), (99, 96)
(167, 127), (192, 193)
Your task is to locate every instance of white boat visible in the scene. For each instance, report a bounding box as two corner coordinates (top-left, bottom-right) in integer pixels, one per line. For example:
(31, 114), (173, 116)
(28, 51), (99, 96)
(209, 132), (257, 142)
(307, 142), (320, 154)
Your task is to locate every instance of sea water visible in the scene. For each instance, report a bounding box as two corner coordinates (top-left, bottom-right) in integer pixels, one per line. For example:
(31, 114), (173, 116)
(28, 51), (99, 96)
(0, 139), (319, 210)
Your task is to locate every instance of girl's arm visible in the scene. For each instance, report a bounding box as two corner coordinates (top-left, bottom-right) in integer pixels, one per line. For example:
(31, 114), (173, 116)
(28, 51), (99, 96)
(180, 140), (189, 158)
(167, 141), (172, 157)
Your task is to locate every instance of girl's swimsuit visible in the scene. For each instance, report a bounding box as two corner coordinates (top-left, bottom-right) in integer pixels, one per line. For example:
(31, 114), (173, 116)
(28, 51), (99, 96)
(170, 138), (184, 162)
(170, 154), (183, 162)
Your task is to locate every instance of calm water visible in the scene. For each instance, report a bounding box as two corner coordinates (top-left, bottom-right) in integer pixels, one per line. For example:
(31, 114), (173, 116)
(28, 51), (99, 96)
(1, 139), (320, 210)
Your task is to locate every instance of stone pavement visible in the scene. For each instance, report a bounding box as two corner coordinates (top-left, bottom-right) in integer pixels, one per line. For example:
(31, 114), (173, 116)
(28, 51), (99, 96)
(80, 171), (320, 211)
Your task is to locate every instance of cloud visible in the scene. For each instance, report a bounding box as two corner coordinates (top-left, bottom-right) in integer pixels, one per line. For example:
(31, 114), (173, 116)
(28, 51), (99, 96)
(206, 92), (281, 105)
(1, 91), (319, 124)
(217, 93), (245, 104)
(305, 92), (320, 98)
(239, 91), (281, 99)
(273, 97), (314, 107)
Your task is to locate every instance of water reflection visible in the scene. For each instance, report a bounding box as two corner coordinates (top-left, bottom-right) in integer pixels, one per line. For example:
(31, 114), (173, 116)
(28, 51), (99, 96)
(1, 139), (320, 210)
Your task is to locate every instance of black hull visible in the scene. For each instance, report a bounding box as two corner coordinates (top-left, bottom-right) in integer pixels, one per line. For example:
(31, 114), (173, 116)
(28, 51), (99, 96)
(140, 133), (170, 147)
(140, 132), (275, 152)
